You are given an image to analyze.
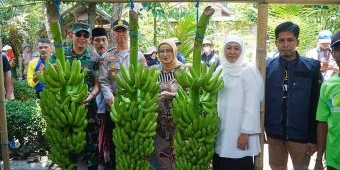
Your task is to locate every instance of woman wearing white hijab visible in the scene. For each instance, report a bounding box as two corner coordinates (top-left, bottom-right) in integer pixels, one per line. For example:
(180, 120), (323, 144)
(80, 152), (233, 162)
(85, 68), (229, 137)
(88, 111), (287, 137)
(213, 35), (264, 170)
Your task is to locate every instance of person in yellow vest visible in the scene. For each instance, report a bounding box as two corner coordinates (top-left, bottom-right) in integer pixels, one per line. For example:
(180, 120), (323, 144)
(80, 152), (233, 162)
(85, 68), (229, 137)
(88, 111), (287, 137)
(27, 38), (51, 98)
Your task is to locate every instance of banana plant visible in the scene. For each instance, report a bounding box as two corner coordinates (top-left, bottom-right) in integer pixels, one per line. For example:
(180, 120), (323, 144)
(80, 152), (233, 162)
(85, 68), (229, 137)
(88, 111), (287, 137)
(172, 6), (224, 170)
(110, 9), (161, 170)
(36, 1), (88, 169)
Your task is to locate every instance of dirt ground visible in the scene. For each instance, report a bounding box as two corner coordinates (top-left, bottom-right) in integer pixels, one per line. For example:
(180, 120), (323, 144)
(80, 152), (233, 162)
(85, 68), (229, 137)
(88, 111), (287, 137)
(0, 144), (320, 170)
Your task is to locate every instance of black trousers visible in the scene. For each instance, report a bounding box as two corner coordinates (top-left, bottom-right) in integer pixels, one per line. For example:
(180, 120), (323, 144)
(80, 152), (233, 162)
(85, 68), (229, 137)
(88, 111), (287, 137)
(213, 153), (254, 170)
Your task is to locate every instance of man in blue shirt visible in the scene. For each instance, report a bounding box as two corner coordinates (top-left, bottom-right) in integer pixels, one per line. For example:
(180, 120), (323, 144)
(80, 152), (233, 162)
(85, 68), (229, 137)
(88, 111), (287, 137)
(265, 21), (322, 170)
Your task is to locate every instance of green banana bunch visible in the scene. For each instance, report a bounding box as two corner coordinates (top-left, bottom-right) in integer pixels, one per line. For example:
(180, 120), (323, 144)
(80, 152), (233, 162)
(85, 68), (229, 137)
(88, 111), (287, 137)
(40, 88), (87, 169)
(67, 59), (87, 86)
(35, 61), (63, 93)
(43, 2), (90, 169)
(38, 59), (88, 169)
(171, 6), (223, 170)
(172, 87), (220, 170)
(111, 59), (161, 169)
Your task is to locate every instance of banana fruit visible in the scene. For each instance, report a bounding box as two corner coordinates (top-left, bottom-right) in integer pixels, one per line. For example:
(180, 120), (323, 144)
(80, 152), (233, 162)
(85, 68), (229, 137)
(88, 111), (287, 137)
(172, 6), (221, 170)
(111, 61), (160, 170)
(173, 64), (222, 170)
(38, 57), (89, 169)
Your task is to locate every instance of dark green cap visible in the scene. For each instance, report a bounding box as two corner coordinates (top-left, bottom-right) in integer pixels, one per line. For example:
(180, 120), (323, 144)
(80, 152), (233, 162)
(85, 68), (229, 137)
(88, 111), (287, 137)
(72, 22), (90, 34)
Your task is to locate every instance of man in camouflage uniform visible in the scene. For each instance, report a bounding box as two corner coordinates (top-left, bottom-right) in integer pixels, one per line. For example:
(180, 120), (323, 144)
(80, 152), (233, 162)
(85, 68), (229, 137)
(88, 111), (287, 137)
(51, 22), (100, 170)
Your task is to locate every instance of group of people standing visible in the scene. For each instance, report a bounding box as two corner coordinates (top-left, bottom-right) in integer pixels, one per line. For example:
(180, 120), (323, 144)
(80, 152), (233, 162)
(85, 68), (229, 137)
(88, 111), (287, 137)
(18, 18), (340, 170)
(213, 21), (340, 170)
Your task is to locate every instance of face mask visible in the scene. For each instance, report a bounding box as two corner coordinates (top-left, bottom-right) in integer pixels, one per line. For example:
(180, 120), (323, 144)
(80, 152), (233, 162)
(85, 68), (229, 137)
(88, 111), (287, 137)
(203, 46), (211, 53)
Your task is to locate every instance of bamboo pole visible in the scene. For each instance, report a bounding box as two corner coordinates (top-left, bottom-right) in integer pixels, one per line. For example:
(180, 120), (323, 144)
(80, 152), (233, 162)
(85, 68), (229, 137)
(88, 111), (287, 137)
(254, 3), (268, 170)
(0, 24), (11, 170)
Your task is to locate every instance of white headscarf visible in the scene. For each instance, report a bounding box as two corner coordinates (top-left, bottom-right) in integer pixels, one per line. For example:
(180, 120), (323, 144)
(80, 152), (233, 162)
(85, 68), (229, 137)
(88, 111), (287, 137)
(220, 35), (247, 77)
(219, 35), (264, 100)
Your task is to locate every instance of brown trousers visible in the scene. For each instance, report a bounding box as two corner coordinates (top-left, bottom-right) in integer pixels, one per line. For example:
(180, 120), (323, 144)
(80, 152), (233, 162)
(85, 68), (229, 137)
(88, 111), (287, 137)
(267, 137), (311, 170)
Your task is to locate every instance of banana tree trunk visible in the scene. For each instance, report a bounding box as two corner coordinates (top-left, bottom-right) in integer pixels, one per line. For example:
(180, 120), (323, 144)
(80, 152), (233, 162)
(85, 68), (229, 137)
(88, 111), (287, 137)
(129, 10), (138, 68)
(191, 6), (215, 117)
(46, 1), (65, 68)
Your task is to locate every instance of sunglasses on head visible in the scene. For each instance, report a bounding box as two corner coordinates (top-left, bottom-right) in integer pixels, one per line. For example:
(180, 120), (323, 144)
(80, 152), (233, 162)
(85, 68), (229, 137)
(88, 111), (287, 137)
(75, 31), (90, 38)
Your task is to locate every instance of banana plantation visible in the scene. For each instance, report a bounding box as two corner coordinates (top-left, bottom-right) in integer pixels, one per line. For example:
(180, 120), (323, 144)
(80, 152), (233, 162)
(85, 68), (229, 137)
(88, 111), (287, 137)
(0, 0), (339, 170)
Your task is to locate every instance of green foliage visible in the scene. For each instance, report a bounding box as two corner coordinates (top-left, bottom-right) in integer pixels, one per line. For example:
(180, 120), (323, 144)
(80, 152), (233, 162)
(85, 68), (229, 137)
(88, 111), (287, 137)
(267, 4), (340, 55)
(228, 3), (258, 27)
(142, 2), (165, 18)
(5, 99), (47, 152)
(1, 0), (45, 71)
(140, 3), (199, 62)
(13, 80), (36, 101)
(170, 15), (197, 63)
(25, 4), (45, 43)
(4, 80), (46, 153)
(0, 0), (24, 23)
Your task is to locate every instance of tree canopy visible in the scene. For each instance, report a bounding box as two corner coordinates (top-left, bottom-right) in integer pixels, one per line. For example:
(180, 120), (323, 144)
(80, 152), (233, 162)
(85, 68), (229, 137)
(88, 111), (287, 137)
(0, 1), (339, 60)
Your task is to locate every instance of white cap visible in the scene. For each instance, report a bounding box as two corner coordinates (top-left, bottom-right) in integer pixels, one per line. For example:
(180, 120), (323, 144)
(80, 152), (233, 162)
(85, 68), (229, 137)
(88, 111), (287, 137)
(318, 30), (332, 43)
(145, 46), (157, 55)
(170, 37), (181, 45)
(2, 45), (12, 51)
(202, 40), (212, 45)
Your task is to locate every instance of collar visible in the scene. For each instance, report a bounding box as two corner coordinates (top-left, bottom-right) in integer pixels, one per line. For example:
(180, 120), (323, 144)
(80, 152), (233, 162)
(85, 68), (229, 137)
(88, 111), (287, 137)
(279, 51), (300, 62)
(67, 45), (91, 60)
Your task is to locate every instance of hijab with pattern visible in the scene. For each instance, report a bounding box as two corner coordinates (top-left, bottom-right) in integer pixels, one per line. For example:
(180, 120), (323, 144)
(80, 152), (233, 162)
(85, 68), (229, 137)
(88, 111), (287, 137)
(157, 40), (182, 71)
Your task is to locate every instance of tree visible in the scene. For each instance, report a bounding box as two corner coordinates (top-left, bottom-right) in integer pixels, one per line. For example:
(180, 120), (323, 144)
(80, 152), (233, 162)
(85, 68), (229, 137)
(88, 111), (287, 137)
(1, 0), (45, 79)
(140, 2), (200, 61)
(267, 4), (340, 54)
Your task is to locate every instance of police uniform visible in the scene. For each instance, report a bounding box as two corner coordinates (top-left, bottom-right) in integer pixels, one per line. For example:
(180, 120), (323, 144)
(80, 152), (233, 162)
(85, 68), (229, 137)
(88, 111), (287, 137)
(99, 47), (130, 100)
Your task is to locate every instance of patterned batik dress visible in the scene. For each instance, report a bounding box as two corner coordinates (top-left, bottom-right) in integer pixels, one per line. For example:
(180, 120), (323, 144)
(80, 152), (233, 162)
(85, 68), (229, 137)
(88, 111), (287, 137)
(152, 67), (180, 170)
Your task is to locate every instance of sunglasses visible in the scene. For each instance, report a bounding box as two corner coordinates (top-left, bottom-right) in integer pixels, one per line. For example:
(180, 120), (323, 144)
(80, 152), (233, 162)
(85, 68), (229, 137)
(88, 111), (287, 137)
(75, 31), (90, 38)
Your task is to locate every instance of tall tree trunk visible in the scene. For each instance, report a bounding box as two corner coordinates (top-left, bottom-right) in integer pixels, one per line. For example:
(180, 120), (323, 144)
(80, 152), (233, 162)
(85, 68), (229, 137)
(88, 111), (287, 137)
(88, 3), (96, 28)
(110, 3), (123, 46)
(44, 3), (55, 43)
(153, 6), (157, 46)
(111, 3), (123, 24)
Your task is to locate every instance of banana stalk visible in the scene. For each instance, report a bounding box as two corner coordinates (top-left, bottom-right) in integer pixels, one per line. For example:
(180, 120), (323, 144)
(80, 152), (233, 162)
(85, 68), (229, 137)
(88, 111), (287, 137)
(39, 2), (87, 170)
(192, 6), (215, 121)
(192, 6), (215, 74)
(111, 9), (160, 170)
(173, 6), (222, 170)
(46, 1), (65, 69)
(129, 9), (139, 69)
